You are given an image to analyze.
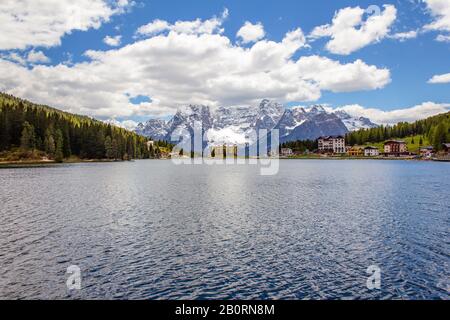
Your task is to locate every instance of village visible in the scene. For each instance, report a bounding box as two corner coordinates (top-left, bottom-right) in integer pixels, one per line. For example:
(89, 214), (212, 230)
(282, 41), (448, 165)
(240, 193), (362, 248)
(150, 136), (450, 162)
(280, 136), (450, 161)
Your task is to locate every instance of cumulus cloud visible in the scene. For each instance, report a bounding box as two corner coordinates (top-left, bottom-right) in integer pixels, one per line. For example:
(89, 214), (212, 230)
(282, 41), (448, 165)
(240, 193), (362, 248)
(0, 11), (391, 120)
(0, 0), (132, 50)
(335, 102), (450, 125)
(103, 35), (122, 47)
(236, 22), (266, 43)
(136, 9), (228, 37)
(423, 0), (450, 32)
(296, 56), (390, 92)
(309, 5), (397, 55)
(27, 50), (51, 64)
(428, 73), (450, 84)
(1, 50), (51, 65)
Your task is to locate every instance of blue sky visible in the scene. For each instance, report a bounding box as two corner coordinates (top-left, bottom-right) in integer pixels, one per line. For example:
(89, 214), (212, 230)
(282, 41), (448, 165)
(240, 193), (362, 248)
(0, 0), (449, 126)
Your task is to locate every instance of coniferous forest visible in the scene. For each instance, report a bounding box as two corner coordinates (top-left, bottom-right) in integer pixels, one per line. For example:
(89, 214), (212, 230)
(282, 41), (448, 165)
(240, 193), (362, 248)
(345, 111), (450, 150)
(0, 92), (166, 162)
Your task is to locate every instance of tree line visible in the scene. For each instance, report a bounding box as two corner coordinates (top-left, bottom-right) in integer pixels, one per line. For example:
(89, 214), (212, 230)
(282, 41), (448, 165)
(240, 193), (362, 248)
(0, 93), (167, 161)
(345, 112), (450, 150)
(280, 140), (318, 153)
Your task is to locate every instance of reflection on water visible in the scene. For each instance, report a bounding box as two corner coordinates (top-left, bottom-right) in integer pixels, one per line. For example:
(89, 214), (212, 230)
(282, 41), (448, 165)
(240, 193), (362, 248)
(0, 160), (449, 299)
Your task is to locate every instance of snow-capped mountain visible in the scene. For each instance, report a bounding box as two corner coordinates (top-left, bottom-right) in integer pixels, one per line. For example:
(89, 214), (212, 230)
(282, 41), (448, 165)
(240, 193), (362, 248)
(277, 106), (349, 142)
(334, 110), (378, 131)
(135, 119), (169, 140)
(135, 100), (379, 144)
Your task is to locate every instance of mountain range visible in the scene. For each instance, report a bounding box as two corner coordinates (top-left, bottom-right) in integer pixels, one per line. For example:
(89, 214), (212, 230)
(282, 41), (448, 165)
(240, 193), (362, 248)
(135, 99), (378, 145)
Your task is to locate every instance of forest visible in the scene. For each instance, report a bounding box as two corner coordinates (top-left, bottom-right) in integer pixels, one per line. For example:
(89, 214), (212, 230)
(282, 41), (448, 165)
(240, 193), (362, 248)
(279, 139), (318, 153)
(345, 111), (450, 150)
(0, 93), (168, 162)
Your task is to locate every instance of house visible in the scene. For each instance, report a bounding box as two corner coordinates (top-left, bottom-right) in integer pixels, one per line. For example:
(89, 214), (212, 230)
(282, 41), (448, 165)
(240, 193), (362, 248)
(318, 136), (346, 154)
(364, 146), (380, 157)
(419, 146), (434, 158)
(384, 140), (408, 157)
(348, 146), (364, 156)
(281, 148), (293, 157)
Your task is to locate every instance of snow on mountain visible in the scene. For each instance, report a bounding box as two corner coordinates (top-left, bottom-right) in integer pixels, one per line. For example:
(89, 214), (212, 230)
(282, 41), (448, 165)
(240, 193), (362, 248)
(135, 119), (169, 140)
(333, 110), (378, 131)
(135, 100), (379, 144)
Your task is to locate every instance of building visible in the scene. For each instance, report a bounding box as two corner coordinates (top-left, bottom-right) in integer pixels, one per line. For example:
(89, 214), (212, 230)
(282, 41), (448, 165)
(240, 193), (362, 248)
(318, 136), (346, 154)
(348, 146), (364, 156)
(384, 140), (408, 157)
(281, 148), (293, 157)
(364, 146), (380, 157)
(210, 144), (238, 158)
(419, 146), (434, 158)
(146, 140), (154, 151)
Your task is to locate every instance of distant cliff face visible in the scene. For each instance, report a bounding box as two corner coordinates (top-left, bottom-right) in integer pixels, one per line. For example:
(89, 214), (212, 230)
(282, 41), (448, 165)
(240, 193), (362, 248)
(135, 100), (378, 144)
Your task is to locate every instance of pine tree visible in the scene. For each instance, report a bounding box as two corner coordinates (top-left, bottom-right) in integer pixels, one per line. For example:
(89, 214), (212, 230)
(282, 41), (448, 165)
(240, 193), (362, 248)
(20, 121), (36, 150)
(433, 123), (447, 150)
(44, 128), (56, 157)
(54, 129), (64, 163)
(111, 138), (119, 160)
(105, 136), (114, 159)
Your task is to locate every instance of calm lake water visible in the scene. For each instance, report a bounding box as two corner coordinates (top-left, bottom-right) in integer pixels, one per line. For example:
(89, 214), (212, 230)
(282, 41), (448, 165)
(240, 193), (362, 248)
(0, 160), (449, 300)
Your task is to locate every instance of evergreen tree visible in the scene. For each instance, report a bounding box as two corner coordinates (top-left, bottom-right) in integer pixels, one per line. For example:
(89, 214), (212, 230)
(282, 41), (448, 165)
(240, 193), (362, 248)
(111, 138), (119, 160)
(20, 121), (36, 150)
(54, 129), (64, 163)
(44, 128), (56, 157)
(105, 136), (114, 159)
(433, 123), (447, 150)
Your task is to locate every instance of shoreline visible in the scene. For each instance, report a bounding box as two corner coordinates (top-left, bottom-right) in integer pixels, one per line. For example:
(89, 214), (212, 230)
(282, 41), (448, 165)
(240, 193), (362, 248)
(1, 157), (447, 168)
(0, 158), (132, 168)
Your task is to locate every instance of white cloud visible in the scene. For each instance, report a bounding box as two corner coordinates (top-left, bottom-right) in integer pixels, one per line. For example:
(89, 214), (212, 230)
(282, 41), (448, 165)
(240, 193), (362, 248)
(336, 102), (450, 125)
(296, 56), (390, 92)
(103, 35), (122, 47)
(1, 50), (50, 65)
(424, 0), (450, 32)
(27, 50), (51, 64)
(136, 9), (228, 37)
(0, 0), (132, 50)
(428, 73), (450, 84)
(436, 34), (450, 42)
(104, 119), (138, 130)
(388, 30), (418, 41)
(1, 52), (27, 66)
(0, 11), (391, 120)
(136, 19), (170, 36)
(236, 22), (266, 43)
(309, 5), (397, 55)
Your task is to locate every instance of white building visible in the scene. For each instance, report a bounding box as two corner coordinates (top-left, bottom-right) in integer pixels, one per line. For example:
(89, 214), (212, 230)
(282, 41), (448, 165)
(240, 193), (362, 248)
(364, 146), (379, 157)
(146, 140), (154, 151)
(281, 148), (293, 156)
(318, 136), (346, 154)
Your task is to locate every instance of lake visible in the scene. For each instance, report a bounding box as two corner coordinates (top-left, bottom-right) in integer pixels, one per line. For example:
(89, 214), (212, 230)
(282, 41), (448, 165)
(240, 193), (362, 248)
(0, 160), (449, 299)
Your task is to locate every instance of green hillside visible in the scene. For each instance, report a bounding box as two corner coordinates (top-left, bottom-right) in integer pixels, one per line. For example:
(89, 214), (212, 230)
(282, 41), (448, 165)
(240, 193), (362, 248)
(0, 92), (159, 162)
(346, 111), (450, 151)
